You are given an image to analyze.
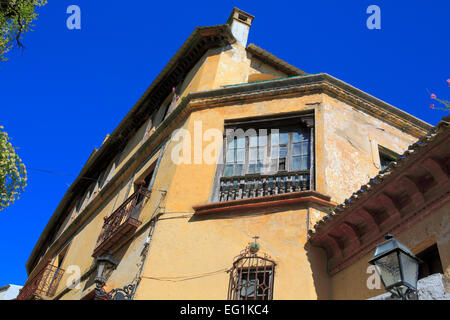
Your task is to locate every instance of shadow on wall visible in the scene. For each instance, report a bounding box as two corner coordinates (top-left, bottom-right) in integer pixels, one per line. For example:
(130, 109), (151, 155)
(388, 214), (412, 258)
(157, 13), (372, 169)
(304, 242), (332, 300)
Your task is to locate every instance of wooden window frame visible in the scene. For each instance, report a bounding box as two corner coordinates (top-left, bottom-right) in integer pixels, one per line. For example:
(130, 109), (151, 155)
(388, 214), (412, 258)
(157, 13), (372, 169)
(210, 111), (315, 203)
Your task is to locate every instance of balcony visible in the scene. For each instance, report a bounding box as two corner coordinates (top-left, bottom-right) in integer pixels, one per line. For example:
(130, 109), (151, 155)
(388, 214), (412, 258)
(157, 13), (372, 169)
(219, 170), (311, 202)
(17, 263), (65, 300)
(92, 186), (151, 258)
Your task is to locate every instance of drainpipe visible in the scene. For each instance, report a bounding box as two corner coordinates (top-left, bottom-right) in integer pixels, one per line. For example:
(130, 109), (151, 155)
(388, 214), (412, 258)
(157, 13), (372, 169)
(307, 207), (310, 241)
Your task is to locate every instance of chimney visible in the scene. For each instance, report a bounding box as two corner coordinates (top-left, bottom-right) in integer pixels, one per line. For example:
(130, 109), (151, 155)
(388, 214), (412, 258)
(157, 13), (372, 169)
(226, 8), (254, 47)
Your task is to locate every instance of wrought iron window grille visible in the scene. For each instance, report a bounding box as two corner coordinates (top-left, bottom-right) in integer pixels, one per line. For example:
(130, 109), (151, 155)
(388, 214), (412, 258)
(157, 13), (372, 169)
(227, 244), (276, 300)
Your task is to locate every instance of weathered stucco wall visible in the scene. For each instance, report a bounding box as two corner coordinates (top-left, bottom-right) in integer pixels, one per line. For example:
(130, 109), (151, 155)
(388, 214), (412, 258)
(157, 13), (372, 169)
(320, 95), (418, 204)
(134, 208), (329, 300)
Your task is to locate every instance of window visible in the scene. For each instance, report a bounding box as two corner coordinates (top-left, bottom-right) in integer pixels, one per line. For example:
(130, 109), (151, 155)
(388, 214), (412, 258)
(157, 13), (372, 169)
(417, 244), (443, 279)
(55, 245), (69, 269)
(224, 129), (310, 176)
(130, 170), (154, 220)
(217, 113), (314, 202)
(228, 246), (276, 300)
(378, 146), (400, 171)
(237, 268), (274, 300)
(224, 135), (246, 176)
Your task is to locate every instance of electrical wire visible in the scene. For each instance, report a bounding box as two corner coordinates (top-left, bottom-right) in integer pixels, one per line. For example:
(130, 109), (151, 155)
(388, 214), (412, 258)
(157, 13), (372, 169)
(142, 268), (230, 282)
(27, 167), (97, 181)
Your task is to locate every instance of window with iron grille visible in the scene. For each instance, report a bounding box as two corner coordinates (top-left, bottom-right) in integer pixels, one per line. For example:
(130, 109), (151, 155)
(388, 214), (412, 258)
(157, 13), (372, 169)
(214, 112), (314, 202)
(228, 247), (276, 300)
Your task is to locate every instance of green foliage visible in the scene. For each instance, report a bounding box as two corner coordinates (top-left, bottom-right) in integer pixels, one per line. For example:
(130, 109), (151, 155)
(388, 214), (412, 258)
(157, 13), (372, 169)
(0, 0), (47, 61)
(0, 125), (27, 211)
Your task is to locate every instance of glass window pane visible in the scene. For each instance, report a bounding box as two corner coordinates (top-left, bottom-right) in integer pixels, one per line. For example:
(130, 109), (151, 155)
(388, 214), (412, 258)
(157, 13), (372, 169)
(292, 157), (301, 171)
(400, 252), (419, 289)
(269, 159), (278, 172)
(271, 145), (279, 159)
(249, 148), (257, 161)
(301, 141), (309, 155)
(271, 132), (279, 146)
(259, 135), (267, 146)
(228, 138), (235, 150)
(257, 161), (263, 173)
(293, 131), (301, 143)
(234, 164), (243, 176)
(303, 132), (310, 141)
(248, 163), (256, 174)
(279, 146), (287, 159)
(301, 155), (309, 170)
(258, 147), (266, 160)
(249, 135), (258, 147)
(374, 253), (401, 289)
(236, 149), (245, 162)
(237, 136), (245, 148)
(292, 143), (301, 156)
(280, 132), (289, 145)
(226, 149), (235, 163)
(224, 164), (233, 177)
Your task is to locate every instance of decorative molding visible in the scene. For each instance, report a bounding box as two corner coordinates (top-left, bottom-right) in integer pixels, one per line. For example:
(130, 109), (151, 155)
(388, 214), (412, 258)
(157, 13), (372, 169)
(194, 190), (335, 216)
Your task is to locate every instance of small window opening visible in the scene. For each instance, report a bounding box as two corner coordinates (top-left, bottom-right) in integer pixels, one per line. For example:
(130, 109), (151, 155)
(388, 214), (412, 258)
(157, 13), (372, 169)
(238, 14), (248, 22)
(417, 244), (443, 280)
(378, 146), (400, 171)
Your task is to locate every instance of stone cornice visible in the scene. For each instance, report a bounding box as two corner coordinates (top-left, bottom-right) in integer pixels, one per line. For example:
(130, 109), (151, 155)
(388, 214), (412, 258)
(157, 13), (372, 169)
(188, 73), (432, 137)
(193, 191), (335, 216)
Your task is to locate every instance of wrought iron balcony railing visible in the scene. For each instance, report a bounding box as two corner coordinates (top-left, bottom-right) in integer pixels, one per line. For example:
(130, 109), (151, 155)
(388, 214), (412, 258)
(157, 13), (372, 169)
(16, 263), (65, 300)
(92, 186), (151, 258)
(219, 171), (311, 202)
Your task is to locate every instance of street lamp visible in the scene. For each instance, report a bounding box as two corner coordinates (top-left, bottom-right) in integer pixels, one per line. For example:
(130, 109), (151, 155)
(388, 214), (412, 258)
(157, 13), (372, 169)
(369, 234), (421, 300)
(94, 253), (117, 300)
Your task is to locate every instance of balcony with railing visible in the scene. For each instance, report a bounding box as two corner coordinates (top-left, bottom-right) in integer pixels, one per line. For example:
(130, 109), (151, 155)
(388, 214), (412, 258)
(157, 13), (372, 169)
(219, 170), (311, 202)
(16, 263), (65, 300)
(92, 186), (151, 258)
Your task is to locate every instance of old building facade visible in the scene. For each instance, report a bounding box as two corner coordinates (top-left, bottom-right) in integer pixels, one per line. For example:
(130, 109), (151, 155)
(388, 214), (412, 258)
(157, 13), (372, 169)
(18, 8), (448, 300)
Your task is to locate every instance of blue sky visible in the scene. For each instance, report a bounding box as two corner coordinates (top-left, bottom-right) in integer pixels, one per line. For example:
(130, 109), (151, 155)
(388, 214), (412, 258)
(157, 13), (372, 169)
(0, 0), (449, 287)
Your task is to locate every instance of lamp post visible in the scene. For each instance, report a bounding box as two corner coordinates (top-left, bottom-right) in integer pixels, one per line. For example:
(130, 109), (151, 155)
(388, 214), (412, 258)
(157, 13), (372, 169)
(369, 234), (421, 300)
(94, 253), (117, 300)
